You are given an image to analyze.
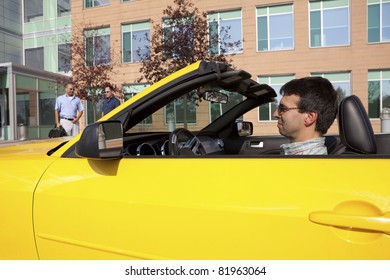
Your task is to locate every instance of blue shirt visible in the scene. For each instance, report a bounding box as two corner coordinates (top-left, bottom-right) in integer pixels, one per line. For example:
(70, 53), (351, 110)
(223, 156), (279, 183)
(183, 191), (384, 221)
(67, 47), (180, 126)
(55, 94), (84, 119)
(102, 97), (120, 115)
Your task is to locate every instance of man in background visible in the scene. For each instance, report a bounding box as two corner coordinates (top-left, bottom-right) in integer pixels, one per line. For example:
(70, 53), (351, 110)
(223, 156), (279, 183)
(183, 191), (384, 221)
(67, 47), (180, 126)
(55, 82), (84, 136)
(102, 85), (121, 116)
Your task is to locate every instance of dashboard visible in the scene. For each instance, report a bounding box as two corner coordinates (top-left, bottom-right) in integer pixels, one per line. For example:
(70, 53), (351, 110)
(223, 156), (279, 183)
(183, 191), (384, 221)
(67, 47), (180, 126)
(123, 132), (225, 156)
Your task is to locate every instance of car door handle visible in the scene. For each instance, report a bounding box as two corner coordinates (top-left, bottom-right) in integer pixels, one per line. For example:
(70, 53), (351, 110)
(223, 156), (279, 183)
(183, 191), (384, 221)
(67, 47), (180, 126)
(250, 141), (263, 148)
(309, 211), (390, 234)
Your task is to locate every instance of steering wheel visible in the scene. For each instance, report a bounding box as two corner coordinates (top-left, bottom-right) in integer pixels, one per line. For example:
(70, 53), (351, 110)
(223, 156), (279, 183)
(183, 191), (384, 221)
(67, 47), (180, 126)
(168, 128), (206, 155)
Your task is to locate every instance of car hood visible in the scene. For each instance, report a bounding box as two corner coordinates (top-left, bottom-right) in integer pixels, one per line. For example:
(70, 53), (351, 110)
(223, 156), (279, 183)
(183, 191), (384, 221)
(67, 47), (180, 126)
(0, 139), (67, 159)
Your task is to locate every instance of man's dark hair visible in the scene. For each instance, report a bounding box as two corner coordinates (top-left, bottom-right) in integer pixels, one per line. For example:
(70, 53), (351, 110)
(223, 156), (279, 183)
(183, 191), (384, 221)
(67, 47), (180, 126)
(280, 76), (338, 134)
(105, 84), (114, 91)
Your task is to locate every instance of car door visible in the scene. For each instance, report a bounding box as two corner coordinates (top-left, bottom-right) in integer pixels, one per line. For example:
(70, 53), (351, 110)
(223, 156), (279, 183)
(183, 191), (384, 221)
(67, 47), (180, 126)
(33, 156), (390, 259)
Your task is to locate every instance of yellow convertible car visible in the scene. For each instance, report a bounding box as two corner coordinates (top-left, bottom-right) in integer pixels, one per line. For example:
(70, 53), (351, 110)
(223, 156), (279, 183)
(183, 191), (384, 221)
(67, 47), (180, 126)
(1, 61), (389, 260)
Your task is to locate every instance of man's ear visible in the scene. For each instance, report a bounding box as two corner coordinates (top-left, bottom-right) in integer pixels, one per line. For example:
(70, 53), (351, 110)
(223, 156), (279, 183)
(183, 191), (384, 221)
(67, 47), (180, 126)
(304, 111), (318, 127)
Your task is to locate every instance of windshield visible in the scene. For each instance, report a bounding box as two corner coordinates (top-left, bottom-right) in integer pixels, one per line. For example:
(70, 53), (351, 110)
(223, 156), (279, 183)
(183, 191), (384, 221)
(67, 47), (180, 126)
(127, 86), (246, 133)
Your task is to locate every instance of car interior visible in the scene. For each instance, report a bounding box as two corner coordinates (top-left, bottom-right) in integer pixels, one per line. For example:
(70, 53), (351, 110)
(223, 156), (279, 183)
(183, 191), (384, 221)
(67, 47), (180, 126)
(117, 94), (390, 158)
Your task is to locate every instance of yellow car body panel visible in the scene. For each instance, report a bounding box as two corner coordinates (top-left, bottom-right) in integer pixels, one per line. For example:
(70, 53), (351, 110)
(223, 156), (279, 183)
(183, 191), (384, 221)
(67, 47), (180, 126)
(0, 140), (64, 259)
(33, 157), (390, 259)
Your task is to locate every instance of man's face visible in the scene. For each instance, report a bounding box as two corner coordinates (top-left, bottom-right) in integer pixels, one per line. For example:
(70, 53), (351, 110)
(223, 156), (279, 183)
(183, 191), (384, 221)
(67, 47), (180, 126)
(66, 84), (74, 96)
(105, 87), (113, 98)
(273, 94), (306, 141)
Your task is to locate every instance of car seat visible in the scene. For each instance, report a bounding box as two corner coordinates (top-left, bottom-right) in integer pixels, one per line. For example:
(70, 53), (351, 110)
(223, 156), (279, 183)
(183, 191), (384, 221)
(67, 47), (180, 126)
(331, 95), (377, 154)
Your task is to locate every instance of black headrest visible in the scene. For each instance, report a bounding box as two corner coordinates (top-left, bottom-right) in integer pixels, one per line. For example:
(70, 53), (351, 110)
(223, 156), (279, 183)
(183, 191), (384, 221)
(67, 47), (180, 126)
(338, 95), (377, 154)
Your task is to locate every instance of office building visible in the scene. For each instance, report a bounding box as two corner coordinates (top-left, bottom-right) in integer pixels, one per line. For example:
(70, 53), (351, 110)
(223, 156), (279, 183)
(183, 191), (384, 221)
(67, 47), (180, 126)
(0, 0), (70, 140)
(73, 0), (390, 136)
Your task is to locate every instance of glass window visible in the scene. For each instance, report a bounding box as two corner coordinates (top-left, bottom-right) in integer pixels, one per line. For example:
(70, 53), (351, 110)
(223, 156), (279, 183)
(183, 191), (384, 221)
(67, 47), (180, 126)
(208, 10), (243, 54)
(210, 90), (243, 122)
(24, 0), (43, 22)
(123, 84), (149, 100)
(84, 0), (109, 8)
(85, 27), (111, 66)
(122, 22), (150, 63)
(368, 70), (390, 118)
(0, 88), (10, 130)
(39, 92), (56, 125)
(38, 80), (57, 126)
(165, 92), (197, 124)
(162, 17), (194, 59)
(162, 21), (175, 58)
(311, 72), (351, 100)
(309, 0), (350, 47)
(16, 93), (30, 125)
(258, 75), (295, 121)
(58, 0), (71, 17)
(257, 4), (294, 51)
(368, 0), (390, 43)
(58, 43), (72, 72)
(25, 47), (44, 70)
(123, 84), (152, 124)
(85, 99), (102, 125)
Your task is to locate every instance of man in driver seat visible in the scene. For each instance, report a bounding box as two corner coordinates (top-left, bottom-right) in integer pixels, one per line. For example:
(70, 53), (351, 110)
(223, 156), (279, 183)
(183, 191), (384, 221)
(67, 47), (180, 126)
(273, 76), (338, 155)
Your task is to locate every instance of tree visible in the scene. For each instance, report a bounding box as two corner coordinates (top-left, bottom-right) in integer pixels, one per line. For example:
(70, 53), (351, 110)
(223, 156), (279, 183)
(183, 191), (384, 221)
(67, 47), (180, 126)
(136, 0), (241, 84)
(58, 22), (121, 122)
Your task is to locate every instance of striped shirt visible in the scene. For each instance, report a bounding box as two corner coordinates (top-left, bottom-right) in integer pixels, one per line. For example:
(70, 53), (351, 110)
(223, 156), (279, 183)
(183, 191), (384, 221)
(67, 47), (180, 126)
(280, 137), (327, 155)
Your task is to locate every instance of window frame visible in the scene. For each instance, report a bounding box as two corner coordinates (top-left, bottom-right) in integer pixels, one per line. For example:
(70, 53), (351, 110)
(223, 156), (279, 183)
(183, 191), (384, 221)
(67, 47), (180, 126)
(58, 43), (72, 72)
(25, 47), (44, 71)
(164, 92), (197, 125)
(39, 92), (57, 126)
(84, 0), (110, 9)
(161, 17), (195, 59)
(311, 72), (351, 103)
(309, 0), (351, 48)
(368, 70), (390, 119)
(256, 4), (295, 52)
(367, 0), (390, 43)
(57, 0), (71, 17)
(123, 84), (152, 125)
(207, 9), (243, 55)
(122, 21), (150, 63)
(24, 0), (43, 23)
(84, 27), (111, 67)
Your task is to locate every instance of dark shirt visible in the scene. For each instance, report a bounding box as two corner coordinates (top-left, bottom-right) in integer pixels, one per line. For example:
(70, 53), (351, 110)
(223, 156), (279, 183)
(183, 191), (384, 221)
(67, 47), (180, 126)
(102, 97), (120, 115)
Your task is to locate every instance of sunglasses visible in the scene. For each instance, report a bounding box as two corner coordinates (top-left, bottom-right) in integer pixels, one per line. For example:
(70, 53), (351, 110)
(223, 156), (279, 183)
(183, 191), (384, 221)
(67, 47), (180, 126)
(276, 104), (301, 115)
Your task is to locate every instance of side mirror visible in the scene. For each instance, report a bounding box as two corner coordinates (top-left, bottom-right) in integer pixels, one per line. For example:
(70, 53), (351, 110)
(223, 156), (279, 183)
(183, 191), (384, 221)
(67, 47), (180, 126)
(235, 121), (253, 137)
(75, 120), (123, 159)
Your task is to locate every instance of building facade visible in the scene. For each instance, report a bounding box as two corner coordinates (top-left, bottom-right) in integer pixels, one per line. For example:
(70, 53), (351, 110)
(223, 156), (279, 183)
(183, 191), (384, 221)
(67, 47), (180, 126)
(1, 0), (390, 140)
(0, 62), (67, 140)
(0, 0), (71, 141)
(0, 0), (23, 64)
(73, 0), (390, 136)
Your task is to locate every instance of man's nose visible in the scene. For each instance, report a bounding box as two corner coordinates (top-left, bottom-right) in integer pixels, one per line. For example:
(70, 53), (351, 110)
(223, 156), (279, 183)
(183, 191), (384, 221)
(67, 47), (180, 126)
(272, 108), (280, 118)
